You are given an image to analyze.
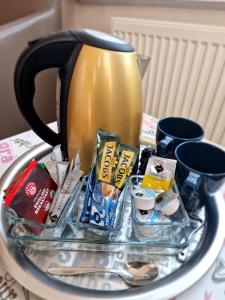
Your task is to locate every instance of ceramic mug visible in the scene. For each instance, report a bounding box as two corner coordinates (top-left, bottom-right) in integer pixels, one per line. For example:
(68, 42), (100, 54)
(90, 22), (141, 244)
(156, 117), (204, 158)
(175, 141), (225, 211)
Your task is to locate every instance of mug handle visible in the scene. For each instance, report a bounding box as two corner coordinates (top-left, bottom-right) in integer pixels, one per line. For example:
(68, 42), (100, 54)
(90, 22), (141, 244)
(181, 172), (201, 199)
(157, 136), (173, 157)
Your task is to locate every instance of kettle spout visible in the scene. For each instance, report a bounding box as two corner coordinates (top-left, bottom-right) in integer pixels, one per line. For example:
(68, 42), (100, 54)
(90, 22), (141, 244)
(137, 54), (150, 79)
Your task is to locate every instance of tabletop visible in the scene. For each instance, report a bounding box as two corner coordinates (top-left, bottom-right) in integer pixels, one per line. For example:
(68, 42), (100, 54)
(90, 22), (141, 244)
(0, 120), (224, 300)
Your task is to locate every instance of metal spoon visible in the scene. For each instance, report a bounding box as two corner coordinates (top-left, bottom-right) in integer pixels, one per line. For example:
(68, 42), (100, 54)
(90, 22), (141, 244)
(47, 261), (158, 286)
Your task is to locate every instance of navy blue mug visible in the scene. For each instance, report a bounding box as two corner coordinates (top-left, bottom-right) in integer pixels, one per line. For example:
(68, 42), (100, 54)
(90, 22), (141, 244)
(156, 117), (204, 158)
(175, 141), (225, 211)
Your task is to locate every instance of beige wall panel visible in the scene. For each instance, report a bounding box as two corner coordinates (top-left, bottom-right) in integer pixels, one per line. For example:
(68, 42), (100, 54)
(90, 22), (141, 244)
(62, 0), (225, 32)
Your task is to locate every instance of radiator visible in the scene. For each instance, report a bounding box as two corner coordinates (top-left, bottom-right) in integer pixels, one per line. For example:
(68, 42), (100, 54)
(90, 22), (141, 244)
(111, 17), (225, 146)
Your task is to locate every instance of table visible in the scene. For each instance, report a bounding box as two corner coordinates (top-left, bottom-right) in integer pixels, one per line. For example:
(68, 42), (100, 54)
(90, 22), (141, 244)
(0, 122), (224, 300)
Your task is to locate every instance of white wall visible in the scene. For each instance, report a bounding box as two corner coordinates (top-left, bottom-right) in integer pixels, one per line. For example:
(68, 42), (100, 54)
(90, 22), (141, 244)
(61, 0), (225, 146)
(62, 0), (225, 32)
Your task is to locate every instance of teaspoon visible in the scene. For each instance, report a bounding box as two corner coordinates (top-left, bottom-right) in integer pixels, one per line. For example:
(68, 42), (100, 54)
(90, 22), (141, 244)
(47, 261), (158, 286)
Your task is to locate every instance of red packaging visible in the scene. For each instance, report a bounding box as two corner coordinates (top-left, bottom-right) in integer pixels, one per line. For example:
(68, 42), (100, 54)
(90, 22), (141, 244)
(4, 160), (57, 225)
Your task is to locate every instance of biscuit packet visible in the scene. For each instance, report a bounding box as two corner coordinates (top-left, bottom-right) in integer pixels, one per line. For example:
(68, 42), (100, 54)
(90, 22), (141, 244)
(141, 156), (177, 191)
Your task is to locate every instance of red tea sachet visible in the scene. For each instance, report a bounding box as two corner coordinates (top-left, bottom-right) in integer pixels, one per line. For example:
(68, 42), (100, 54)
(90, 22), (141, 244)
(4, 159), (57, 225)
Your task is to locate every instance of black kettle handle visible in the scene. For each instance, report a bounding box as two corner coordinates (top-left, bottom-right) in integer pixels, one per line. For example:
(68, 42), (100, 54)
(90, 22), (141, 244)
(14, 31), (77, 146)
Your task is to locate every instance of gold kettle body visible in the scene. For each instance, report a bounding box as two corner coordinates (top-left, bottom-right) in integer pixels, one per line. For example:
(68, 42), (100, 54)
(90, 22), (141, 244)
(67, 45), (142, 173)
(14, 29), (144, 174)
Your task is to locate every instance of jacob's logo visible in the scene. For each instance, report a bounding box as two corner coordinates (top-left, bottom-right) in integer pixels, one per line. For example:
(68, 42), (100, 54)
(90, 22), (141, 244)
(115, 150), (134, 189)
(99, 141), (116, 183)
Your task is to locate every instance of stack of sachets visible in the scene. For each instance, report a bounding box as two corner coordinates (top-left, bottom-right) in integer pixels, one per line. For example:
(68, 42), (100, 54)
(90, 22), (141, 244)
(80, 129), (138, 229)
(3, 145), (84, 236)
(133, 155), (180, 217)
(132, 155), (180, 239)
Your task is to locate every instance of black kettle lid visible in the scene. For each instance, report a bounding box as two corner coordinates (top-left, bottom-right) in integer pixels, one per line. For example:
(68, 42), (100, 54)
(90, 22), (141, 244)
(70, 28), (134, 52)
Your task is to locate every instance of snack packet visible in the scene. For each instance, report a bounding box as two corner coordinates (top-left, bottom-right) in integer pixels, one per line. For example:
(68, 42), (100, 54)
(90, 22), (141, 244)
(80, 130), (120, 223)
(141, 156), (177, 190)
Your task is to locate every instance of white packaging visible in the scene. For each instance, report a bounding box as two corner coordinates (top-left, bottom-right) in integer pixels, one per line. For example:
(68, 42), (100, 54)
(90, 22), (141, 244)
(135, 209), (170, 239)
(139, 113), (158, 146)
(132, 188), (156, 210)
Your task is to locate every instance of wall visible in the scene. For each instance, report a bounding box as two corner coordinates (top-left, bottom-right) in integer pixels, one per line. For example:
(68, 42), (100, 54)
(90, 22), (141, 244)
(0, 0), (61, 139)
(0, 0), (54, 25)
(61, 0), (225, 146)
(62, 0), (225, 32)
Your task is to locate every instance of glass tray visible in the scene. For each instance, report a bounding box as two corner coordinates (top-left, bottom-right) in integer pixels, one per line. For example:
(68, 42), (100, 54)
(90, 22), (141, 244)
(6, 176), (190, 254)
(5, 177), (83, 238)
(1, 143), (223, 298)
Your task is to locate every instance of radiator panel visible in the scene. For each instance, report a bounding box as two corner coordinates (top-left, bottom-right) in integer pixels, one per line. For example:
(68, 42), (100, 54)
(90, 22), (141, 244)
(111, 18), (225, 146)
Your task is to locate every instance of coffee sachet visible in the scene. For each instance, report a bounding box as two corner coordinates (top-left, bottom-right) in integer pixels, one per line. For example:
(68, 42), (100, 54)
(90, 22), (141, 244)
(80, 130), (120, 223)
(114, 144), (138, 190)
(110, 144), (139, 227)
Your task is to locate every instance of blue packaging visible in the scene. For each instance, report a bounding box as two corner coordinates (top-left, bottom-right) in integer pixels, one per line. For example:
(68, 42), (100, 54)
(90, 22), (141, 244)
(110, 188), (121, 228)
(80, 130), (120, 225)
(89, 181), (115, 228)
(79, 169), (95, 223)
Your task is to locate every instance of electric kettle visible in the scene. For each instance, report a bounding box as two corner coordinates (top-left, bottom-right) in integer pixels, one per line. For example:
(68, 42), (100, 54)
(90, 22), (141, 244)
(14, 29), (149, 174)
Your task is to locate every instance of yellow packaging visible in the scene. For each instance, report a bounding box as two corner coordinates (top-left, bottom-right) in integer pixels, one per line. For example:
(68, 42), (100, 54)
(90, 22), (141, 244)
(141, 156), (176, 190)
(98, 141), (117, 183)
(114, 144), (138, 190)
(95, 130), (120, 185)
(141, 175), (173, 190)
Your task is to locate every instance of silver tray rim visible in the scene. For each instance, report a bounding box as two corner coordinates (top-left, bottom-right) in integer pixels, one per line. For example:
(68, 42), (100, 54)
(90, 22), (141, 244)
(0, 142), (224, 300)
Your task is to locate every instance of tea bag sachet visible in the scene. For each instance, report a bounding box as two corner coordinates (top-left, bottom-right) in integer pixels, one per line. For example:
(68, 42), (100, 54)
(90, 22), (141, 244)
(4, 160), (57, 234)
